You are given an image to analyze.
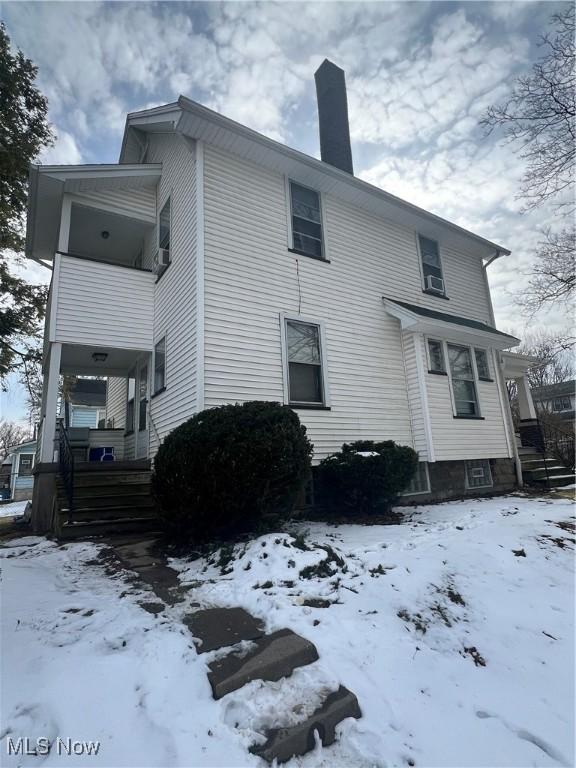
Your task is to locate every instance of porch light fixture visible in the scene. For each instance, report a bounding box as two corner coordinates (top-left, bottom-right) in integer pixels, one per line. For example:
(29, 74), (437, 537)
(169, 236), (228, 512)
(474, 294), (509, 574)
(92, 352), (108, 363)
(101, 230), (110, 239)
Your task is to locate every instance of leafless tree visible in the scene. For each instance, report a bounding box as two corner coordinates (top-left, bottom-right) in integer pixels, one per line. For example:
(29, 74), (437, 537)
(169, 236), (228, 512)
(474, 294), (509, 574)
(483, 6), (575, 213)
(506, 327), (574, 403)
(0, 419), (32, 461)
(483, 6), (575, 317)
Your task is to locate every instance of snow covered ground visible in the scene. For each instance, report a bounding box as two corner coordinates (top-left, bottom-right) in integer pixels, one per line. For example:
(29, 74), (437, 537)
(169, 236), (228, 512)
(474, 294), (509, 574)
(0, 500), (28, 518)
(1, 494), (574, 767)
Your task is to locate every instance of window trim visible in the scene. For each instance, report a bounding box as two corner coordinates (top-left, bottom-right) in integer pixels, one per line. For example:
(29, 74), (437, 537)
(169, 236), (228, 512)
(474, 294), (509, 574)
(445, 341), (482, 418)
(153, 336), (167, 395)
(416, 233), (447, 298)
(474, 347), (493, 382)
(465, 459), (493, 490)
(138, 363), (148, 433)
(126, 368), (136, 435)
(403, 462), (431, 496)
(158, 193), (172, 254)
(280, 313), (330, 408)
(551, 396), (571, 412)
(285, 177), (329, 262)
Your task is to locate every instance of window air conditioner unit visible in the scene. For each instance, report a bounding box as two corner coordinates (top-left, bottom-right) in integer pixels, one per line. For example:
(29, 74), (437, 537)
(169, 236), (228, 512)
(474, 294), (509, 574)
(153, 248), (170, 276)
(425, 274), (445, 293)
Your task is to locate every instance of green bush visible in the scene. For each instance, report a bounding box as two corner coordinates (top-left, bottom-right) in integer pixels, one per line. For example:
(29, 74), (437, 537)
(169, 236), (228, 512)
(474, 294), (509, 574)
(316, 440), (418, 515)
(152, 401), (313, 543)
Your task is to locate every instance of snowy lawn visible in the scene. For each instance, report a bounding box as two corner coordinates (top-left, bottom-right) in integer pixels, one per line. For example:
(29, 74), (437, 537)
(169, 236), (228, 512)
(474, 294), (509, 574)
(1, 494), (574, 768)
(0, 500), (28, 519)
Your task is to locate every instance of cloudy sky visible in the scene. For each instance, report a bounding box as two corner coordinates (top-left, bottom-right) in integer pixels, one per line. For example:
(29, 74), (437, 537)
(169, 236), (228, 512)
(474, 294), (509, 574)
(2, 0), (572, 424)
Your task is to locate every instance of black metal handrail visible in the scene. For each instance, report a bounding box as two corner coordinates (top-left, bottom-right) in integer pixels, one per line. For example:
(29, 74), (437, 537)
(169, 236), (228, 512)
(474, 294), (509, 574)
(58, 424), (75, 523)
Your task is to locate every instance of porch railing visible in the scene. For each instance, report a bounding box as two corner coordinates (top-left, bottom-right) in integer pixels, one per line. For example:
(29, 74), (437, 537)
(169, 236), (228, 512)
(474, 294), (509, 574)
(521, 416), (575, 471)
(58, 424), (75, 523)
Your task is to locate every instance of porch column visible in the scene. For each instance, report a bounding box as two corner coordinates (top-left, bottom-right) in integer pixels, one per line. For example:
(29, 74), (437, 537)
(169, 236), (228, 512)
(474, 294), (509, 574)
(40, 342), (62, 462)
(516, 375), (537, 420)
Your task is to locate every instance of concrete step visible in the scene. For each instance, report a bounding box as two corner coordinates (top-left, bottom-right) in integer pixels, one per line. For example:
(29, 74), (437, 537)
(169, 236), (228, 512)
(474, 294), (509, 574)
(524, 465), (568, 477)
(249, 686), (362, 764)
(58, 506), (158, 522)
(57, 516), (160, 539)
(546, 474), (575, 488)
(208, 629), (319, 700)
(184, 607), (265, 654)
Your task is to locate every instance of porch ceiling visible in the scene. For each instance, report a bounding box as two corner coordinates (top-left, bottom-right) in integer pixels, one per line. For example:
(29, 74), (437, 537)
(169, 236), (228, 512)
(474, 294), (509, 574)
(59, 344), (147, 377)
(69, 204), (152, 266)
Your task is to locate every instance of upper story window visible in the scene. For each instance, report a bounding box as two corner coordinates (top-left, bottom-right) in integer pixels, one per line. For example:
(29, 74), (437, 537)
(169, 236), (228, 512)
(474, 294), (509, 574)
(289, 181), (324, 260)
(552, 396), (571, 412)
(418, 235), (445, 296)
(427, 339), (446, 373)
(154, 338), (166, 394)
(18, 454), (34, 476)
(159, 197), (171, 252)
(285, 318), (325, 406)
(447, 343), (480, 417)
(474, 348), (491, 380)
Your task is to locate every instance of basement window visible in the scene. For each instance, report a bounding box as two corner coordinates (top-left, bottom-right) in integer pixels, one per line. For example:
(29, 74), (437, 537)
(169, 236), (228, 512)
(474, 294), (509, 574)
(404, 462), (430, 495)
(289, 181), (325, 260)
(465, 459), (493, 489)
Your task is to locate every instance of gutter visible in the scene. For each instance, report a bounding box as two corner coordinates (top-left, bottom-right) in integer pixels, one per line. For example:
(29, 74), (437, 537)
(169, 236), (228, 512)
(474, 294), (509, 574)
(483, 250), (504, 270)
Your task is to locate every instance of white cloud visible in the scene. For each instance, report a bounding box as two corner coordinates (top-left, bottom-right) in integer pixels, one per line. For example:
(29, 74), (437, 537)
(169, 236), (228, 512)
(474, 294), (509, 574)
(39, 129), (82, 165)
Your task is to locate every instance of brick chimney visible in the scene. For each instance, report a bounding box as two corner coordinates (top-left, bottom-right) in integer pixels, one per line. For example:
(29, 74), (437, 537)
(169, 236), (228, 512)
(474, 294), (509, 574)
(314, 59), (354, 175)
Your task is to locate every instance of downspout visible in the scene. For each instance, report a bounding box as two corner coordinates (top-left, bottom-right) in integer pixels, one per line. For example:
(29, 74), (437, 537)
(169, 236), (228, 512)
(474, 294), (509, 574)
(483, 250), (523, 488)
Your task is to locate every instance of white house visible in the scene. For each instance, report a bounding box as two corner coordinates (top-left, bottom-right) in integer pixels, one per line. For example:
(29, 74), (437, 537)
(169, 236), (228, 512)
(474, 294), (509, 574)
(532, 380), (575, 423)
(26, 60), (541, 532)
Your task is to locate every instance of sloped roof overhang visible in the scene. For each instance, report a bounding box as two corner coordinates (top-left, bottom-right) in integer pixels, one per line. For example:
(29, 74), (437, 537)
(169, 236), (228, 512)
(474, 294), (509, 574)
(26, 163), (162, 263)
(383, 297), (520, 350)
(120, 97), (511, 262)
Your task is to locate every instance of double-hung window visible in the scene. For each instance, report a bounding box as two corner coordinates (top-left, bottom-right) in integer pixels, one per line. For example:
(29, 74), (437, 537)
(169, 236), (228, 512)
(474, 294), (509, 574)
(126, 370), (136, 433)
(154, 338), (166, 394)
(285, 319), (325, 405)
(474, 348), (491, 380)
(552, 397), (571, 412)
(427, 339), (446, 373)
(447, 344), (480, 417)
(418, 235), (445, 295)
(290, 182), (324, 260)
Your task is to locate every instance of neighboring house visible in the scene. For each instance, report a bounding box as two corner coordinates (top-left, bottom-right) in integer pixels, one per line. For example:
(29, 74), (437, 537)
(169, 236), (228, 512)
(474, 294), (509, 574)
(63, 378), (107, 428)
(532, 380), (576, 423)
(26, 60), (542, 531)
(5, 440), (36, 502)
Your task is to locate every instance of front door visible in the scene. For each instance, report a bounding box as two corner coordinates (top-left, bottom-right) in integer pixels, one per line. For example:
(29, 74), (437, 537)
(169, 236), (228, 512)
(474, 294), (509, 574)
(136, 361), (149, 459)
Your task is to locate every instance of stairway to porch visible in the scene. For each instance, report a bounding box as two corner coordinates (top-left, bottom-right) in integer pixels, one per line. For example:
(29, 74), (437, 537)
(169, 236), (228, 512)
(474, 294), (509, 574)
(518, 447), (575, 490)
(54, 461), (160, 539)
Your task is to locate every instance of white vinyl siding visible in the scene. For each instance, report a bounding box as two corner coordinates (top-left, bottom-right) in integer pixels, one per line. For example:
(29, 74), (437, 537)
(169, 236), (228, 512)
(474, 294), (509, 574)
(401, 331), (429, 460)
(145, 133), (199, 455)
(203, 144), (414, 461)
(105, 378), (127, 429)
(69, 186), (156, 224)
(51, 254), (154, 350)
(423, 344), (510, 460)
